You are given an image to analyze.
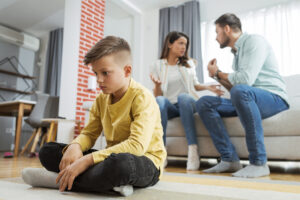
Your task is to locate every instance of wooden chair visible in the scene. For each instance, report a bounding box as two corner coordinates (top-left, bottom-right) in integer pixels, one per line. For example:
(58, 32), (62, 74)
(20, 95), (59, 156)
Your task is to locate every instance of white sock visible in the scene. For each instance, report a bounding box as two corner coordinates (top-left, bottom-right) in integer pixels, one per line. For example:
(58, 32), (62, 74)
(22, 168), (59, 188)
(232, 164), (270, 178)
(113, 185), (133, 196)
(186, 144), (200, 171)
(164, 159), (168, 168)
(203, 160), (242, 173)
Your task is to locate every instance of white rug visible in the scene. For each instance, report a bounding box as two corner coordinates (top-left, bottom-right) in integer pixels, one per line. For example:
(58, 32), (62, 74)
(1, 173), (300, 200)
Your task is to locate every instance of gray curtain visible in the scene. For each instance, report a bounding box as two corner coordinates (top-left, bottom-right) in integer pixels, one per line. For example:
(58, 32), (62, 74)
(159, 1), (203, 83)
(44, 28), (63, 96)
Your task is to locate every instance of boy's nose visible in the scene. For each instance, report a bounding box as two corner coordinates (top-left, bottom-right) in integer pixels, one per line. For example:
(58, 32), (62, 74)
(97, 76), (104, 83)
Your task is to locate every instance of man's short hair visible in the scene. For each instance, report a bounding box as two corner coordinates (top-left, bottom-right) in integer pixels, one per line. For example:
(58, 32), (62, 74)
(84, 36), (131, 65)
(215, 13), (242, 32)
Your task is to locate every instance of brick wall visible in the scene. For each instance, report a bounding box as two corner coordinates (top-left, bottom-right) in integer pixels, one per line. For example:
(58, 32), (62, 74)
(76, 0), (105, 133)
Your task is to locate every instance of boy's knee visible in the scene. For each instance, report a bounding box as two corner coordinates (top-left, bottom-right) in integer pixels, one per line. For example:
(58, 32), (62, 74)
(39, 142), (62, 167)
(104, 153), (134, 179)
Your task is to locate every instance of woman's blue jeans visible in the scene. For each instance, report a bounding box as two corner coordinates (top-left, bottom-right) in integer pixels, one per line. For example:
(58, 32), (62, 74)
(195, 84), (289, 165)
(156, 93), (198, 146)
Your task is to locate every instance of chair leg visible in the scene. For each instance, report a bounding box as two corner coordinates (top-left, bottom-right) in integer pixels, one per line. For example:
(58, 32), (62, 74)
(47, 122), (55, 142)
(20, 129), (38, 156)
(40, 133), (47, 147)
(30, 128), (42, 153)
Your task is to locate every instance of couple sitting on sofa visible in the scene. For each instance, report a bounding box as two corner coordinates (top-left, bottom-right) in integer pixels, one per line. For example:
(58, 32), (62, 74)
(150, 13), (289, 178)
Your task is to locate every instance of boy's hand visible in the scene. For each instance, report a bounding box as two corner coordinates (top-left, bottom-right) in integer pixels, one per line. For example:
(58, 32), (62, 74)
(59, 143), (83, 171)
(56, 154), (94, 192)
(207, 84), (225, 96)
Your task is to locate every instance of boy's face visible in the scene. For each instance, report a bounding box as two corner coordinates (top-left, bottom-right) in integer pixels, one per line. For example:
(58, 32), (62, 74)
(91, 53), (131, 95)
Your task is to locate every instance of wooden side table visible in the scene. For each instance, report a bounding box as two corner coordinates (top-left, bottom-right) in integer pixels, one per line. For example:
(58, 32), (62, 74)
(42, 118), (81, 143)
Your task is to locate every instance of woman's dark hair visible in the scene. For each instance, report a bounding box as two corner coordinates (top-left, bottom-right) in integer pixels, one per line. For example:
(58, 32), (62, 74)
(160, 31), (190, 68)
(215, 13), (242, 32)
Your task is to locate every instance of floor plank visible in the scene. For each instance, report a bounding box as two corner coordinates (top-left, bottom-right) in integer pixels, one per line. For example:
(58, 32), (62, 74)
(1, 153), (300, 182)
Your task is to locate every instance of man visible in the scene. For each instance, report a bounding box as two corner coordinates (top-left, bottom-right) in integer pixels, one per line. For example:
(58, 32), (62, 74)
(196, 13), (289, 178)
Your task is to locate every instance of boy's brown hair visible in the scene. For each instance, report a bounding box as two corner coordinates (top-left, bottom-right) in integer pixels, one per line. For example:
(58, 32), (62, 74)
(84, 36), (131, 65)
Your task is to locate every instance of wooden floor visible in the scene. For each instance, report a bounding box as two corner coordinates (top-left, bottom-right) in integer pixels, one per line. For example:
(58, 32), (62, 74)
(1, 153), (300, 182)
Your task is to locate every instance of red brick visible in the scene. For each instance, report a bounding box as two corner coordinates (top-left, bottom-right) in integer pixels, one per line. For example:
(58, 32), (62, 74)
(78, 73), (88, 79)
(76, 111), (85, 116)
(78, 83), (87, 88)
(82, 9), (93, 18)
(82, 1), (93, 9)
(81, 18), (92, 26)
(86, 26), (99, 34)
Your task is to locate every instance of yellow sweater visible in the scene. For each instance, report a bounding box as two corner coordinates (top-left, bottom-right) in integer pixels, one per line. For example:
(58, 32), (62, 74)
(71, 78), (166, 176)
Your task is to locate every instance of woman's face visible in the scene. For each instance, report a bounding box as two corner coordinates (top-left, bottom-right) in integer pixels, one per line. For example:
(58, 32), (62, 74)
(168, 36), (187, 57)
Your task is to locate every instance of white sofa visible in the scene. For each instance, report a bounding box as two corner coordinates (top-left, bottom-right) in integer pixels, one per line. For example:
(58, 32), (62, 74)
(83, 75), (300, 161)
(166, 74), (300, 161)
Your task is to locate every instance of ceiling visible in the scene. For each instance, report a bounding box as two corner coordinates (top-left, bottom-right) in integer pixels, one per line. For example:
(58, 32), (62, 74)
(0, 0), (65, 37)
(126, 0), (199, 11)
(0, 0), (290, 38)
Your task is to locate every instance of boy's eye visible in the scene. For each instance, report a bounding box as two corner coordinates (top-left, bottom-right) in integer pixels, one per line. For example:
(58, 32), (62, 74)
(94, 72), (97, 76)
(102, 72), (108, 76)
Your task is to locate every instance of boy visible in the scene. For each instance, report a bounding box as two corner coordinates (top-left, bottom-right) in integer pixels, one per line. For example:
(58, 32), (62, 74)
(22, 36), (166, 196)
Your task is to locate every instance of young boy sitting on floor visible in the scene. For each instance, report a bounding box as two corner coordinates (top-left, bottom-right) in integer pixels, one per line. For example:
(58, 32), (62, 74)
(22, 36), (167, 196)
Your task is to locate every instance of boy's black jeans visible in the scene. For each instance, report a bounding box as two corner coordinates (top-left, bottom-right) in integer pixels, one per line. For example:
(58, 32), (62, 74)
(39, 142), (160, 193)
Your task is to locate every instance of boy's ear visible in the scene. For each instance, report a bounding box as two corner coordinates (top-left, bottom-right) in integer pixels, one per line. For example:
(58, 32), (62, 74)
(124, 65), (132, 77)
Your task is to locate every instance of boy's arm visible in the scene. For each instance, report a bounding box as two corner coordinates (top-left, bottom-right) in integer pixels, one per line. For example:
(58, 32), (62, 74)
(91, 92), (157, 164)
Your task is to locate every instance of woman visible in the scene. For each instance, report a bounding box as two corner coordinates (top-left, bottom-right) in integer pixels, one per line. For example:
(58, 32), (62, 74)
(150, 31), (224, 170)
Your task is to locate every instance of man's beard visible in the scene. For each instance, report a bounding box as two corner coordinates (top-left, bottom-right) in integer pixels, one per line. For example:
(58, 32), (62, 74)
(220, 36), (230, 48)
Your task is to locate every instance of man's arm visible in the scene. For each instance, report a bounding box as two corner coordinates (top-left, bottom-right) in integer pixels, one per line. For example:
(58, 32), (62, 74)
(216, 71), (233, 91)
(207, 58), (233, 91)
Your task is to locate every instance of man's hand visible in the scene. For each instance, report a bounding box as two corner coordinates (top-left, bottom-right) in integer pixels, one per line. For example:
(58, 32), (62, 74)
(59, 143), (83, 171)
(56, 154), (94, 192)
(207, 58), (218, 77)
(207, 85), (225, 96)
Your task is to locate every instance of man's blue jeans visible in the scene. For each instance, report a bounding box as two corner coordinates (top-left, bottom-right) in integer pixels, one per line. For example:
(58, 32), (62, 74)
(156, 93), (198, 146)
(195, 84), (289, 165)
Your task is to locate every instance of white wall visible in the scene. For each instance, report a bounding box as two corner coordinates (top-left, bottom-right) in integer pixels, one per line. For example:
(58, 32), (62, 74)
(200, 0), (291, 21)
(140, 9), (159, 90)
(59, 0), (81, 120)
(104, 16), (133, 48)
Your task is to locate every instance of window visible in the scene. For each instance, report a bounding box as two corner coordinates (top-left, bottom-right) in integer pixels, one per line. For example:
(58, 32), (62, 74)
(201, 0), (300, 83)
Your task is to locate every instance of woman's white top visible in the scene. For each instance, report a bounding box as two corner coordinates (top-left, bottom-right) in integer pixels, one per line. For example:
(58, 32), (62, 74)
(150, 59), (200, 103)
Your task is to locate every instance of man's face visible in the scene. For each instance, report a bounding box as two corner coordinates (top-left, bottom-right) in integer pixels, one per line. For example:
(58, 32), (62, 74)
(215, 24), (230, 48)
(91, 54), (130, 95)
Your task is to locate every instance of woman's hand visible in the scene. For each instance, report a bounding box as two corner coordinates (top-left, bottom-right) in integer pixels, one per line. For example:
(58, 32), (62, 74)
(56, 154), (94, 192)
(207, 84), (225, 96)
(59, 143), (83, 171)
(150, 74), (162, 87)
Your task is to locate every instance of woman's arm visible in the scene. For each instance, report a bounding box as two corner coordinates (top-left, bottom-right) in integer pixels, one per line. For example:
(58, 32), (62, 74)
(150, 74), (163, 97)
(194, 84), (224, 96)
